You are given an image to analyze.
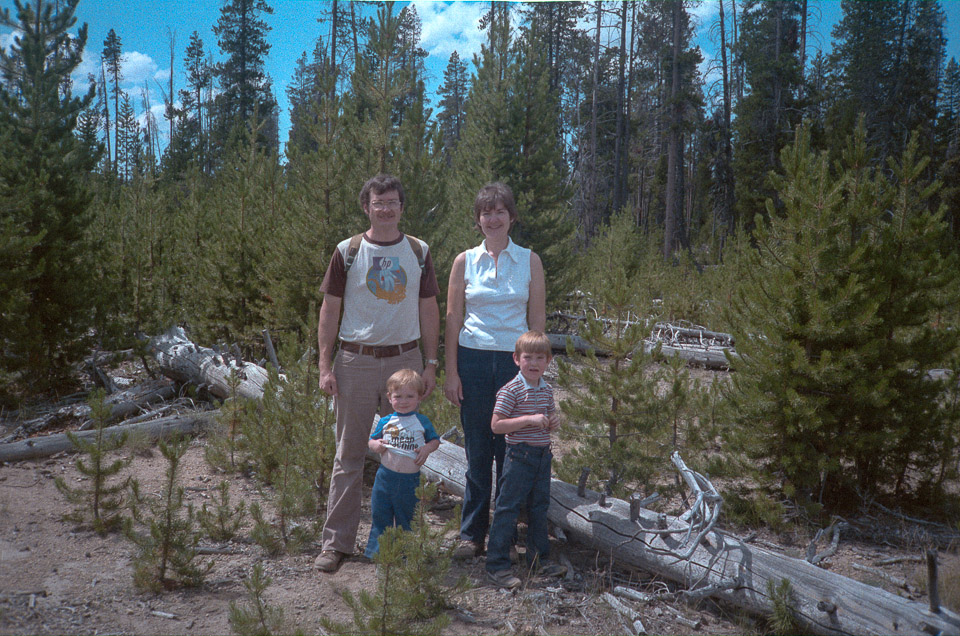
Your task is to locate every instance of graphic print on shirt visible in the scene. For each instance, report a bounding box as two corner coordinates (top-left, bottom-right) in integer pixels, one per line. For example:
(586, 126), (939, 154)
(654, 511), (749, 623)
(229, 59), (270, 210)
(382, 422), (419, 454)
(366, 256), (407, 305)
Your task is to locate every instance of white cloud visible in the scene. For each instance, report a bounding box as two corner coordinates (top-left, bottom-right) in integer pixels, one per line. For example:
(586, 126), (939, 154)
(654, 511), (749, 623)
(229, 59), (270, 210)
(121, 50), (159, 86)
(412, 1), (486, 66)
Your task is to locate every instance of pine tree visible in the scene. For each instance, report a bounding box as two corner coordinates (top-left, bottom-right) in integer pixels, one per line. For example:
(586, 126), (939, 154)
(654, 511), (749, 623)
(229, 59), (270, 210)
(116, 92), (139, 181)
(54, 389), (131, 534)
(0, 0), (99, 388)
(197, 123), (283, 346)
(101, 28), (123, 178)
(827, 1), (946, 163)
(452, 6), (574, 298)
(165, 31), (211, 177)
(435, 50), (468, 162)
(498, 22), (574, 299)
(724, 122), (960, 507)
(351, 3), (410, 174)
(732, 0), (805, 230)
(211, 0), (278, 163)
(240, 346), (335, 555)
(197, 480), (246, 542)
(276, 59), (360, 333)
(228, 563), (285, 636)
(938, 57), (960, 242)
(556, 213), (672, 496)
(125, 433), (211, 591)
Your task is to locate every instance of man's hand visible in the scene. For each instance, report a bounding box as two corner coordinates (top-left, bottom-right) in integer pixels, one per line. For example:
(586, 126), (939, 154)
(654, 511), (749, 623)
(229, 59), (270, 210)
(421, 365), (437, 398)
(318, 368), (338, 396)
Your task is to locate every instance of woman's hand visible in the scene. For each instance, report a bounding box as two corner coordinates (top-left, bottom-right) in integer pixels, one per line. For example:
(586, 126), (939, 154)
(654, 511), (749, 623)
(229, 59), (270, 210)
(444, 373), (463, 406)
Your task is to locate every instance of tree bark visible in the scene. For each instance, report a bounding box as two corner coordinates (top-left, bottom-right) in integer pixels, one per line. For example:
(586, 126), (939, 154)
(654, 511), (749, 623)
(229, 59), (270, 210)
(663, 0), (683, 260)
(150, 327), (272, 401)
(0, 411), (215, 463)
(1, 379), (178, 442)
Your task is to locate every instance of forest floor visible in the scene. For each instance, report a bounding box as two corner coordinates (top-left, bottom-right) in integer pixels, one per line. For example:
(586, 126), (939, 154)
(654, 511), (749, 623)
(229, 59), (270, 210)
(1, 357), (957, 635)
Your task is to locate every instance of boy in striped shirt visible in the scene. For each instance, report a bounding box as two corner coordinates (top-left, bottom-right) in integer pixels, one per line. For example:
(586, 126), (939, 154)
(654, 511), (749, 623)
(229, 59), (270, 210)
(485, 331), (567, 589)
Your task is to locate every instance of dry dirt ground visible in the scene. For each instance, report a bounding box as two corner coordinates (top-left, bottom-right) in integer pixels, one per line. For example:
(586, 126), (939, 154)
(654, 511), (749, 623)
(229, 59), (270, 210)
(0, 436), (756, 636)
(1, 359), (957, 635)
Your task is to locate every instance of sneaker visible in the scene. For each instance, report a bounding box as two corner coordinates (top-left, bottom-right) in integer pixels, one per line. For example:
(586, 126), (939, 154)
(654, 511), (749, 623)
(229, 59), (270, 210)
(314, 550), (347, 573)
(487, 569), (521, 590)
(453, 539), (482, 560)
(536, 561), (567, 578)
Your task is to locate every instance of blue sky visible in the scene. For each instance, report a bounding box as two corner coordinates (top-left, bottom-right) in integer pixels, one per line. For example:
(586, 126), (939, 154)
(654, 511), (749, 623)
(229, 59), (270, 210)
(3, 1), (959, 153)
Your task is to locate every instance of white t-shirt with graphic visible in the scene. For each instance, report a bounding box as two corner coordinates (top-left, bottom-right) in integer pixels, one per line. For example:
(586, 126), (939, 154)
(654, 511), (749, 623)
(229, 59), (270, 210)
(370, 411), (440, 474)
(319, 234), (439, 346)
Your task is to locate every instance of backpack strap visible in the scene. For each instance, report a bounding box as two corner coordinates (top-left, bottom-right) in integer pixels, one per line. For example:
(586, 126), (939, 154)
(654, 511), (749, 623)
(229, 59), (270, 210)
(344, 233), (425, 274)
(405, 234), (426, 273)
(343, 233), (364, 274)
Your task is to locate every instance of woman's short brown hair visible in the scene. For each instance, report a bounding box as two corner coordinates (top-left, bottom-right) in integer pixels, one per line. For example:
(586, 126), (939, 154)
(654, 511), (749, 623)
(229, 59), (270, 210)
(473, 181), (518, 230)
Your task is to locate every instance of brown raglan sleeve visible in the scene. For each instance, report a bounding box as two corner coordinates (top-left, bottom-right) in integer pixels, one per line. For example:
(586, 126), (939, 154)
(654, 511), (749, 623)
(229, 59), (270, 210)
(319, 248), (347, 298)
(419, 249), (440, 298)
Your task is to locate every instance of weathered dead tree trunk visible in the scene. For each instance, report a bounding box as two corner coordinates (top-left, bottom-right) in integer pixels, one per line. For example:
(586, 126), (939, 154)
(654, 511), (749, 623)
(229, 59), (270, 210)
(151, 327), (272, 400)
(149, 333), (959, 635)
(1, 379), (178, 442)
(0, 412), (215, 463)
(547, 332), (733, 370)
(547, 315), (736, 369)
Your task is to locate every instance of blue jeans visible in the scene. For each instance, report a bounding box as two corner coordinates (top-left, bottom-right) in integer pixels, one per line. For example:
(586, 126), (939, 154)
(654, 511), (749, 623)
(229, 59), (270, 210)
(486, 443), (553, 573)
(365, 465), (421, 558)
(458, 346), (519, 545)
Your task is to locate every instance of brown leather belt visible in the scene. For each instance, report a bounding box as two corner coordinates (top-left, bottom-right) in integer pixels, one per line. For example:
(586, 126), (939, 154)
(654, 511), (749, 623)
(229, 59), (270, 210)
(339, 340), (418, 358)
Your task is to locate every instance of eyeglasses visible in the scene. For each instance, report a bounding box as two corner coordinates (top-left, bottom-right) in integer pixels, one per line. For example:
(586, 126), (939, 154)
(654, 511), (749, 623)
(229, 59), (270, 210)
(370, 200), (401, 211)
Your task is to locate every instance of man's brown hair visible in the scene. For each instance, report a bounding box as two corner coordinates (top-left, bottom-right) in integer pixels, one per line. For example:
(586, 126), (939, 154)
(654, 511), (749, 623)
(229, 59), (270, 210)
(359, 173), (405, 210)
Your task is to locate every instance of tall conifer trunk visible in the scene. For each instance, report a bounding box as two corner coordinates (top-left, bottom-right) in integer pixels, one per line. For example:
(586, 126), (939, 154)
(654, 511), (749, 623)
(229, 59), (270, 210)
(663, 0), (682, 260)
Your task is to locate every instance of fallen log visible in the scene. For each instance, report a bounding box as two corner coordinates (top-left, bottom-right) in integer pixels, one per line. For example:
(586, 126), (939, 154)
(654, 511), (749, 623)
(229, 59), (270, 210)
(548, 333), (733, 370)
(0, 411), (216, 463)
(150, 332), (959, 635)
(151, 327), (271, 400)
(0, 379), (178, 442)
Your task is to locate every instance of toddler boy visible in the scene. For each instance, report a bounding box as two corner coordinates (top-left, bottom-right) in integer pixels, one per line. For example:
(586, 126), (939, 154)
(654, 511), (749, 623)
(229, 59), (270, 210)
(365, 369), (441, 558)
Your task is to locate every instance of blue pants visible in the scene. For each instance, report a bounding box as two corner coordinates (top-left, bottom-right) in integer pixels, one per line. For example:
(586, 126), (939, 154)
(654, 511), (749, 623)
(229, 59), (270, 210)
(457, 346), (519, 545)
(486, 443), (553, 573)
(365, 465), (421, 558)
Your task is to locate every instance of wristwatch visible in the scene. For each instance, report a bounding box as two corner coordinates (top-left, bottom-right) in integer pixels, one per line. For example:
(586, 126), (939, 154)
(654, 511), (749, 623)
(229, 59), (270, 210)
(425, 358), (439, 366)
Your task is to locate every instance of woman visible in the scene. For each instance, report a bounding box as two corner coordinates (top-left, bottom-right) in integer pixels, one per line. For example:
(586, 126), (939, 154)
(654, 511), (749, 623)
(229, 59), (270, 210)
(443, 182), (546, 558)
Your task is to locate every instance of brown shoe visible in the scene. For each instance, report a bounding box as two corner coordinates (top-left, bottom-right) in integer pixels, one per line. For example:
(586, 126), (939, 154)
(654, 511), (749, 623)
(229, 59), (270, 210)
(487, 569), (521, 589)
(315, 550), (347, 573)
(452, 539), (482, 560)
